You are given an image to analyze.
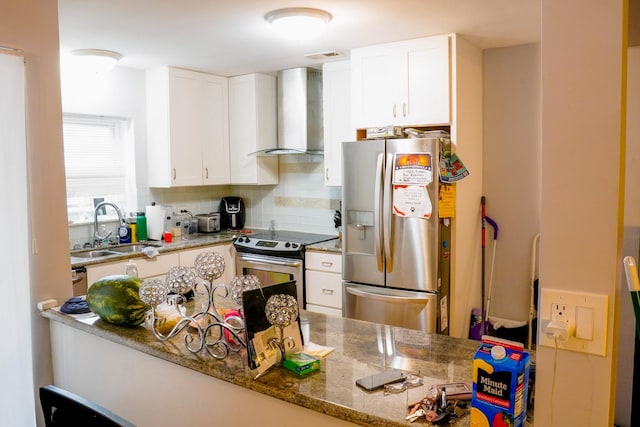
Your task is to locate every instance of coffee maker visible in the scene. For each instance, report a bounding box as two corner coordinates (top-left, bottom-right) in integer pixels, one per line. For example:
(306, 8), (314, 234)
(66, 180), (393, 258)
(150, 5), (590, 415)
(219, 197), (245, 230)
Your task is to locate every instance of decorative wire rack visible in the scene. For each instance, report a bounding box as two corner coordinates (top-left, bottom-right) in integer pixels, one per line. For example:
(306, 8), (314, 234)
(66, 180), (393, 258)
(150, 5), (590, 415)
(138, 252), (261, 360)
(138, 250), (300, 379)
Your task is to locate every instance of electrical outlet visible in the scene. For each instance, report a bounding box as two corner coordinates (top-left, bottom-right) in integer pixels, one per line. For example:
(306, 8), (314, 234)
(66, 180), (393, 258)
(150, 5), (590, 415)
(551, 303), (569, 323)
(539, 289), (609, 356)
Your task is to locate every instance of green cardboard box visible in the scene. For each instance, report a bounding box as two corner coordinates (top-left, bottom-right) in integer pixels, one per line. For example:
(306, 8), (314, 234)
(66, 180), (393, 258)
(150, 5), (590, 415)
(283, 352), (320, 376)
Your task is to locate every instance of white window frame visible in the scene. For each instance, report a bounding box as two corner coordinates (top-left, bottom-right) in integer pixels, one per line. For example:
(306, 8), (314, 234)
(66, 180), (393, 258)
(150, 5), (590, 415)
(62, 113), (137, 224)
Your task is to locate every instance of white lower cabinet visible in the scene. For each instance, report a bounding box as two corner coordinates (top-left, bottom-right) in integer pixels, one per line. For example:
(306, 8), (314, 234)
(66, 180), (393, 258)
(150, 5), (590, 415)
(305, 251), (342, 316)
(85, 243), (235, 287)
(178, 243), (235, 286)
(86, 253), (180, 286)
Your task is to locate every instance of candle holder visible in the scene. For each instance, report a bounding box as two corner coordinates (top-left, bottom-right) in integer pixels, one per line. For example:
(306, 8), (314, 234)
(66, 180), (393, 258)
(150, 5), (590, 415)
(249, 293), (299, 379)
(139, 252), (251, 359)
(264, 293), (299, 353)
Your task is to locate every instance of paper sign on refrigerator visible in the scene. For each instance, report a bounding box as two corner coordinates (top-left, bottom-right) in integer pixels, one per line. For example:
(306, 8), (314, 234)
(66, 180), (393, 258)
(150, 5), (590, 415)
(392, 153), (433, 218)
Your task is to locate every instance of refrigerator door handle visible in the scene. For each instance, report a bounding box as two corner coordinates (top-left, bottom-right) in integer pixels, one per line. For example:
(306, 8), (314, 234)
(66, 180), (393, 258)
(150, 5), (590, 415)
(374, 153), (384, 272)
(345, 285), (431, 304)
(383, 154), (394, 270)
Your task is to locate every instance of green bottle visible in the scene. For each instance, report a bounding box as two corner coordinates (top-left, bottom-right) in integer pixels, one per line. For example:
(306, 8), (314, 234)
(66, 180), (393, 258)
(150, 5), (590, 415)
(136, 212), (147, 241)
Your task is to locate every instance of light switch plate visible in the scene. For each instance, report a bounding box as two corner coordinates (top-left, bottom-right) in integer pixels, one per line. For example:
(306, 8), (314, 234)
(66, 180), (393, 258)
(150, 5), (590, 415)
(539, 289), (608, 356)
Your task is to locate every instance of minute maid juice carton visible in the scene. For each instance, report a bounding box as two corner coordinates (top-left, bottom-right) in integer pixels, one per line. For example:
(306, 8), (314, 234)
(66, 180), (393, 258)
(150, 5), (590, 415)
(471, 336), (530, 427)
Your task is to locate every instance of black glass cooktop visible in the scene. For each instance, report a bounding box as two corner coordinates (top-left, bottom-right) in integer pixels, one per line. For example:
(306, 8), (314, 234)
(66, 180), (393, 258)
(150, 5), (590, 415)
(247, 231), (336, 245)
(233, 230), (337, 256)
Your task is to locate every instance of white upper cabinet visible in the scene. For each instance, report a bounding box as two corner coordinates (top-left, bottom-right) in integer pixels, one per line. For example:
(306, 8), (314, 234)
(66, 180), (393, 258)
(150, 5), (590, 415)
(201, 73), (231, 184)
(322, 60), (352, 187)
(146, 66), (229, 187)
(351, 34), (450, 129)
(228, 73), (278, 185)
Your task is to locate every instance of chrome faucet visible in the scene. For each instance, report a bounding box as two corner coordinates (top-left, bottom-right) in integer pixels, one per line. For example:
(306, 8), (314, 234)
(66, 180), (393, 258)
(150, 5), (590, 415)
(94, 202), (124, 245)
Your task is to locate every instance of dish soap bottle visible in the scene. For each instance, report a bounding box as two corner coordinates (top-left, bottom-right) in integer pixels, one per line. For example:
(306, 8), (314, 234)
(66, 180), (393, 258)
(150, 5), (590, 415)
(118, 220), (132, 244)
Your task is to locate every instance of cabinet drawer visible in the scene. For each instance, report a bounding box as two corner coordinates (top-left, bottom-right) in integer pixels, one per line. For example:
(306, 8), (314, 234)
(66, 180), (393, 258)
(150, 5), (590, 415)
(305, 270), (342, 309)
(305, 251), (342, 273)
(86, 253), (180, 285)
(306, 304), (342, 318)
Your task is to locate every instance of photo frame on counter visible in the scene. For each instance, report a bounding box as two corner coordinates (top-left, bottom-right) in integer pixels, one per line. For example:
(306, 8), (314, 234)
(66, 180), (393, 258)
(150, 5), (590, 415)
(242, 281), (303, 370)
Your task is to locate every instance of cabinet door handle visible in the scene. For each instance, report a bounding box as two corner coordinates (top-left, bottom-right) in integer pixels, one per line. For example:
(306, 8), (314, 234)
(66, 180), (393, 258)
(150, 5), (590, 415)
(321, 261), (333, 267)
(326, 168), (329, 181)
(393, 104), (397, 118)
(322, 289), (334, 295)
(402, 102), (407, 117)
(205, 167), (209, 179)
(172, 168), (176, 180)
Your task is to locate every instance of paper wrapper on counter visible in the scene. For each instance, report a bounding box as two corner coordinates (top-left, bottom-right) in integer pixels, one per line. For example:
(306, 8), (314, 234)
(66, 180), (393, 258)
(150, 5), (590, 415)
(145, 204), (166, 241)
(303, 342), (335, 359)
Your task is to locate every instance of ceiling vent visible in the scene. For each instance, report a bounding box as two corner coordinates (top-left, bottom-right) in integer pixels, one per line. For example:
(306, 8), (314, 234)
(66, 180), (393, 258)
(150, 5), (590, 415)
(304, 51), (343, 60)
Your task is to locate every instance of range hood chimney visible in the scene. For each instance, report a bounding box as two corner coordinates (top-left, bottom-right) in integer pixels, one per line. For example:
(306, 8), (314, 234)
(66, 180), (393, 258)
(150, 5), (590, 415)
(254, 67), (323, 155)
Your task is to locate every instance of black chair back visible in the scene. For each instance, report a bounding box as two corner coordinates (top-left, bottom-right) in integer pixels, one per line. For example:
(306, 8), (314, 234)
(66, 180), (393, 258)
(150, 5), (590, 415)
(40, 385), (135, 427)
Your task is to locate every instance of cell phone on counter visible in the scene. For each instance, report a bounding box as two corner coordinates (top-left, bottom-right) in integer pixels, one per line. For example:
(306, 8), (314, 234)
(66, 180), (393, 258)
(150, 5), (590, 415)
(355, 369), (406, 391)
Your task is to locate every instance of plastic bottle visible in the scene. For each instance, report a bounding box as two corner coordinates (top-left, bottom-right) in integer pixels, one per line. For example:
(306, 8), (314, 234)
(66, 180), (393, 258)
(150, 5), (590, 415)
(136, 212), (147, 241)
(125, 259), (139, 277)
(130, 221), (138, 243)
(118, 221), (132, 244)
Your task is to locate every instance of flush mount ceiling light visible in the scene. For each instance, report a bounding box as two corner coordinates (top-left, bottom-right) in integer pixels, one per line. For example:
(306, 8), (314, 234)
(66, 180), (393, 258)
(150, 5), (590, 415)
(69, 49), (122, 75)
(265, 7), (332, 41)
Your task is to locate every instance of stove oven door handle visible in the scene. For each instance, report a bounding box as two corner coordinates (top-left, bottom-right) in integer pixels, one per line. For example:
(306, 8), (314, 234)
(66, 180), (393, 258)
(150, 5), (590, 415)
(237, 253), (302, 268)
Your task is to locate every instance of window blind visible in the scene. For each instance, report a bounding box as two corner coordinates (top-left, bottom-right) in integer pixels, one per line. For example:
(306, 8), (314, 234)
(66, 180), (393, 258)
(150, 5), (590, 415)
(63, 114), (135, 222)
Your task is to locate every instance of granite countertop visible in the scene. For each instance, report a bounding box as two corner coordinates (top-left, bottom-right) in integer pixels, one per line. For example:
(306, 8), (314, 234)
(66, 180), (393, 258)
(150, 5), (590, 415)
(70, 231), (244, 268)
(42, 307), (481, 426)
(306, 237), (342, 253)
(72, 231), (342, 268)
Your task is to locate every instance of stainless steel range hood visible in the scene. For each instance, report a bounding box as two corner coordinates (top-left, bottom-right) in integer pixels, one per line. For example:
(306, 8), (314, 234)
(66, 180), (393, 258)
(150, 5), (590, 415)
(254, 67), (323, 156)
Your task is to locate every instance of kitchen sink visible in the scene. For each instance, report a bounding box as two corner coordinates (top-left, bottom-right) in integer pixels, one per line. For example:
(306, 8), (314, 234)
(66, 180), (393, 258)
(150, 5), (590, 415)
(107, 243), (156, 254)
(70, 243), (162, 259)
(71, 250), (118, 259)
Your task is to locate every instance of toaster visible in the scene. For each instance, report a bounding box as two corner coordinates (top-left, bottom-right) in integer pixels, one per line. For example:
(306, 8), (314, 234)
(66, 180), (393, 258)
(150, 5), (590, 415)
(195, 213), (221, 233)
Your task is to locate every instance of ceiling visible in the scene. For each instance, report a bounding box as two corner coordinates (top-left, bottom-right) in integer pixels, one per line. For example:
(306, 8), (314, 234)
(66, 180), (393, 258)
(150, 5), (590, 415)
(57, 0), (541, 77)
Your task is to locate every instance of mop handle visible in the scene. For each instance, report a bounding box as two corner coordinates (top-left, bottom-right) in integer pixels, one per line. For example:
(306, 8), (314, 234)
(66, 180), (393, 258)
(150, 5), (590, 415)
(485, 216), (499, 240)
(481, 196), (486, 248)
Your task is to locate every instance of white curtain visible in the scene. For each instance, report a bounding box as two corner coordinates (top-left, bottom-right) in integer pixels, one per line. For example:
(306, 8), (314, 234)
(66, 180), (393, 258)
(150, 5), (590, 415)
(0, 51), (36, 426)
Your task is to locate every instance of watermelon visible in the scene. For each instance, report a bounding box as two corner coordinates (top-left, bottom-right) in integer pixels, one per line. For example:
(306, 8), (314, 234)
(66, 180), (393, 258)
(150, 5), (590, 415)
(86, 274), (151, 326)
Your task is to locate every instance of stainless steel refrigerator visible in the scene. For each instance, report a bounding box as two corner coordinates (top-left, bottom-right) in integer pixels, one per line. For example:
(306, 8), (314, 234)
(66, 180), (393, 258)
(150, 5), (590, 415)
(342, 136), (449, 333)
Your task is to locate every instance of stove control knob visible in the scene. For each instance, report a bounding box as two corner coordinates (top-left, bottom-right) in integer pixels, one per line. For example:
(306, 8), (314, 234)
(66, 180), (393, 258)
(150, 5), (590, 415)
(284, 242), (291, 248)
(245, 237), (251, 243)
(292, 243), (299, 248)
(236, 237), (244, 243)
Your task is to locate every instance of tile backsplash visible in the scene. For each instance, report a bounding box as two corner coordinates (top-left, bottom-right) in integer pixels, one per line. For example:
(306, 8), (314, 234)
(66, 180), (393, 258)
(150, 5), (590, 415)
(69, 155), (340, 248)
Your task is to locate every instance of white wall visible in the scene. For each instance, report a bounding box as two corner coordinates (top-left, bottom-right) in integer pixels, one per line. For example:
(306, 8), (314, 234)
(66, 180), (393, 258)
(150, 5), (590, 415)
(62, 65), (149, 197)
(482, 44), (541, 325)
(233, 155), (340, 234)
(535, 1), (626, 425)
(0, 50), (35, 427)
(617, 45), (640, 427)
(62, 66), (149, 247)
(147, 156), (340, 236)
(480, 41), (640, 425)
(1, 1), (70, 425)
